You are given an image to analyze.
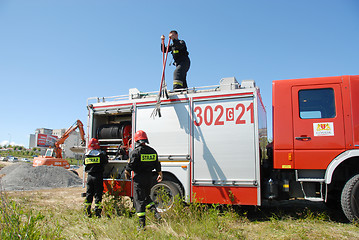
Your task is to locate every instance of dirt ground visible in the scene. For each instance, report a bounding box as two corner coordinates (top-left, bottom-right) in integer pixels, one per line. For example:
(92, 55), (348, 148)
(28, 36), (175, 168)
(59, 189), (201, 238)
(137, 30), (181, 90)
(0, 161), (16, 168)
(0, 162), (86, 211)
(6, 186), (85, 211)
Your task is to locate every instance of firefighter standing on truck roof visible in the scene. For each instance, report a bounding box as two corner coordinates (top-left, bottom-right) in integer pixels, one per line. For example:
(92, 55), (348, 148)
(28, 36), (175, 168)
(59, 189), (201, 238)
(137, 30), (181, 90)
(125, 130), (162, 230)
(161, 30), (190, 90)
(84, 138), (108, 218)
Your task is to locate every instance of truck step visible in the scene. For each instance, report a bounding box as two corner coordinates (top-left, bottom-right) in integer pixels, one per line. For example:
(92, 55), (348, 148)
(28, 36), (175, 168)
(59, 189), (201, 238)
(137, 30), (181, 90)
(304, 197), (324, 202)
(297, 178), (325, 183)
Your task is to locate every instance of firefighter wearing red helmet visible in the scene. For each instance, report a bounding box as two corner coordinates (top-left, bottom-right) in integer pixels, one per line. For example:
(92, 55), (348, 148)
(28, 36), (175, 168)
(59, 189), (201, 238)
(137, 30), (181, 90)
(84, 138), (108, 218)
(125, 130), (162, 230)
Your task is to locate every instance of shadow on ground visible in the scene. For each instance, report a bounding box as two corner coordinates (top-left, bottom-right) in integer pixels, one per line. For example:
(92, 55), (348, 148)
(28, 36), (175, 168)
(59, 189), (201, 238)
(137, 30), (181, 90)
(232, 200), (349, 223)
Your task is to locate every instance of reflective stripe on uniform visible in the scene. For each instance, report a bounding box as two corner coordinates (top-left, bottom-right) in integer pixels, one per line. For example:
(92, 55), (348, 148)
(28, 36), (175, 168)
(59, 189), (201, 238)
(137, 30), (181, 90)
(84, 202), (91, 206)
(146, 202), (155, 209)
(137, 212), (146, 217)
(173, 50), (179, 53)
(141, 154), (156, 162)
(173, 80), (183, 86)
(94, 203), (102, 209)
(85, 157), (100, 164)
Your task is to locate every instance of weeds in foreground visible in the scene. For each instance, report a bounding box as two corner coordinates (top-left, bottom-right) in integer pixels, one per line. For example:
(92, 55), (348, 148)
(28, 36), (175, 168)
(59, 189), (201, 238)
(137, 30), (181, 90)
(102, 192), (134, 218)
(0, 181), (62, 239)
(154, 195), (246, 239)
(2, 180), (359, 239)
(102, 177), (134, 218)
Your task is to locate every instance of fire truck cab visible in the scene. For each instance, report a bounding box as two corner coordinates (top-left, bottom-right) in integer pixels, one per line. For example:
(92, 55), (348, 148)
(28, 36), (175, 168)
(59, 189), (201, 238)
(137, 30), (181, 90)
(271, 75), (359, 221)
(87, 75), (359, 221)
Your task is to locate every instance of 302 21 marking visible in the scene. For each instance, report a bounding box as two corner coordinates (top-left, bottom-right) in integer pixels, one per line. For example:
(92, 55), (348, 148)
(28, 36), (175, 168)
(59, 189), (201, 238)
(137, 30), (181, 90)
(194, 103), (254, 126)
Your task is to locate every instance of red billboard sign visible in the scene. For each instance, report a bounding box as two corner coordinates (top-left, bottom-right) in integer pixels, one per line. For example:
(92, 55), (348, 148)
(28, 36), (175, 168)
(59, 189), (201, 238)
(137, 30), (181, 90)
(37, 134), (58, 147)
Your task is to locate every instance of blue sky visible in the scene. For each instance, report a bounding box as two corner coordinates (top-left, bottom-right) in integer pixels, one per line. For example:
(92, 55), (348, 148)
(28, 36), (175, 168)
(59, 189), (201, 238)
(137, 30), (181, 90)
(0, 0), (358, 147)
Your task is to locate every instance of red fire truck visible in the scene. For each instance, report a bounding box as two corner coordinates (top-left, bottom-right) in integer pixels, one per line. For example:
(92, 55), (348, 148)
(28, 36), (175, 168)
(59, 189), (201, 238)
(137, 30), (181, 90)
(86, 75), (359, 221)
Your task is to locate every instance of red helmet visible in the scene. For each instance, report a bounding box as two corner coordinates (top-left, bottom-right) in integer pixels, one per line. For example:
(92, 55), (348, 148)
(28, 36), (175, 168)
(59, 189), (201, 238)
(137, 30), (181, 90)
(88, 138), (100, 150)
(134, 130), (149, 144)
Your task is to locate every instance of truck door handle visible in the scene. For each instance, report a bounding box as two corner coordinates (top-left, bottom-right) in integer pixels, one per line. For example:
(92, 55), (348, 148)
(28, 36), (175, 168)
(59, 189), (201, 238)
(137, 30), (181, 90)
(295, 136), (311, 141)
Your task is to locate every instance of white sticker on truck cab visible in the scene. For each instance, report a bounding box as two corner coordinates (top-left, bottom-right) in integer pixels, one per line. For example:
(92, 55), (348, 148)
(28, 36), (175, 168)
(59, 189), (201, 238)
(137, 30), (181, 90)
(313, 122), (334, 136)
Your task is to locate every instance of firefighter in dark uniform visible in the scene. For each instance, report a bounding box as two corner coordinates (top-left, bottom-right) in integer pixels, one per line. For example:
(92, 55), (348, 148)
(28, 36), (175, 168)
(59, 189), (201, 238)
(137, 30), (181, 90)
(124, 130), (162, 229)
(84, 138), (108, 218)
(161, 30), (190, 90)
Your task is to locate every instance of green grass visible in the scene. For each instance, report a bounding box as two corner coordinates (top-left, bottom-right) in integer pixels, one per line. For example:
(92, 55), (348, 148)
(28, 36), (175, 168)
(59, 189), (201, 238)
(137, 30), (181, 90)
(1, 188), (359, 240)
(0, 150), (39, 159)
(0, 191), (62, 239)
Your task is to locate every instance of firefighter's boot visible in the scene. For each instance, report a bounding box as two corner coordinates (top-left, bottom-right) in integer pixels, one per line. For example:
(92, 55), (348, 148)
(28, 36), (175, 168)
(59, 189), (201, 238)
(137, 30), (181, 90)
(94, 208), (102, 218)
(94, 202), (102, 218)
(150, 205), (161, 221)
(84, 204), (92, 218)
(138, 216), (146, 230)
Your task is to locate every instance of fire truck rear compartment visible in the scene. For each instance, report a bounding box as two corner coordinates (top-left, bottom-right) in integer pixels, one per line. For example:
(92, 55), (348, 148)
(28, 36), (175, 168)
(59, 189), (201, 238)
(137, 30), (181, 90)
(93, 115), (132, 158)
(91, 113), (132, 181)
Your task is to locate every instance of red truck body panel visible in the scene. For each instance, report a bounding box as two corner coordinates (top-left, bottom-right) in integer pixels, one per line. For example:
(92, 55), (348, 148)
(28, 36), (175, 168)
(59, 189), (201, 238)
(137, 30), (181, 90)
(273, 75), (359, 169)
(349, 75), (359, 148)
(192, 186), (258, 205)
(103, 179), (132, 197)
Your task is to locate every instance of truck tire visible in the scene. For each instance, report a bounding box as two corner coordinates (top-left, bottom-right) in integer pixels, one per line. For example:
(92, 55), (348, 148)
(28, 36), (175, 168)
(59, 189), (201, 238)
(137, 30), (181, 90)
(150, 180), (181, 212)
(341, 174), (359, 222)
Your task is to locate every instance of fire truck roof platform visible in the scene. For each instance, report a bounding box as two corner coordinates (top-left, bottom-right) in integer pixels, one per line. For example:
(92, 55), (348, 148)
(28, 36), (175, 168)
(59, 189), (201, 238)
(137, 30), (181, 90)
(87, 77), (257, 106)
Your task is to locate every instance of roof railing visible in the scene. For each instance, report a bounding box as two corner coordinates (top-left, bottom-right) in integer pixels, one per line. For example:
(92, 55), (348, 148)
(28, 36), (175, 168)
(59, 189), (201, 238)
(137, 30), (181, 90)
(87, 82), (243, 106)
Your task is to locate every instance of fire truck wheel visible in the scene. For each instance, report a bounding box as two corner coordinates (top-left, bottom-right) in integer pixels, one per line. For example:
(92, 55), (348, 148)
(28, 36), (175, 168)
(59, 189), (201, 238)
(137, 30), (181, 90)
(150, 180), (181, 212)
(341, 174), (359, 222)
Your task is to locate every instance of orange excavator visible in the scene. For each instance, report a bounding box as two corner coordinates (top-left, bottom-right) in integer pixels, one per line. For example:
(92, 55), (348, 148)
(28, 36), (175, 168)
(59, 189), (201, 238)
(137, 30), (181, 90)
(33, 120), (86, 169)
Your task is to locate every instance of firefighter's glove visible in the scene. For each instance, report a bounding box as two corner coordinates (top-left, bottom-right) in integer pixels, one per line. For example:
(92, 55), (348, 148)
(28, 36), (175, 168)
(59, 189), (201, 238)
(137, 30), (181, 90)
(157, 171), (163, 182)
(124, 170), (131, 180)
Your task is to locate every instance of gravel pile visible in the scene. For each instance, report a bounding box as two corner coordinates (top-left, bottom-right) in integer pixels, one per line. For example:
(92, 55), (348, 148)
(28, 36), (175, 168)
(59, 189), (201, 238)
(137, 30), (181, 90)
(0, 163), (82, 191)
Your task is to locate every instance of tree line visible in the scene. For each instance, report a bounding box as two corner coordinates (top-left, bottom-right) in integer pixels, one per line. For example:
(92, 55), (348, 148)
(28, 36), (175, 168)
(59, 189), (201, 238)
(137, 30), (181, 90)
(0, 145), (41, 158)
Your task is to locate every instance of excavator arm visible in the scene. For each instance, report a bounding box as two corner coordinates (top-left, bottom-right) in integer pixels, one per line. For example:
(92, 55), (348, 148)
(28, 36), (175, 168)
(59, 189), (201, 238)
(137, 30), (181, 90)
(54, 120), (86, 159)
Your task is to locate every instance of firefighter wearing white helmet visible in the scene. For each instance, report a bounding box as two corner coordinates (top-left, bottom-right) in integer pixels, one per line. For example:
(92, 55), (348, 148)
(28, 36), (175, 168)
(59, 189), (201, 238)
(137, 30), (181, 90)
(125, 130), (162, 230)
(84, 138), (108, 218)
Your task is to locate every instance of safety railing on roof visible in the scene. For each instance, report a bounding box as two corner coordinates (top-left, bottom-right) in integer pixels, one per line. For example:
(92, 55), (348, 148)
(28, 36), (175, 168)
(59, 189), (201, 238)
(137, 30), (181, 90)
(86, 84), (233, 106)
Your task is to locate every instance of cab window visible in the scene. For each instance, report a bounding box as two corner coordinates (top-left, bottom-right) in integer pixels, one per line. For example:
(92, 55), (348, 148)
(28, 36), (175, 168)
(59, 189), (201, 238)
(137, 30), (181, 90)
(298, 88), (335, 119)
